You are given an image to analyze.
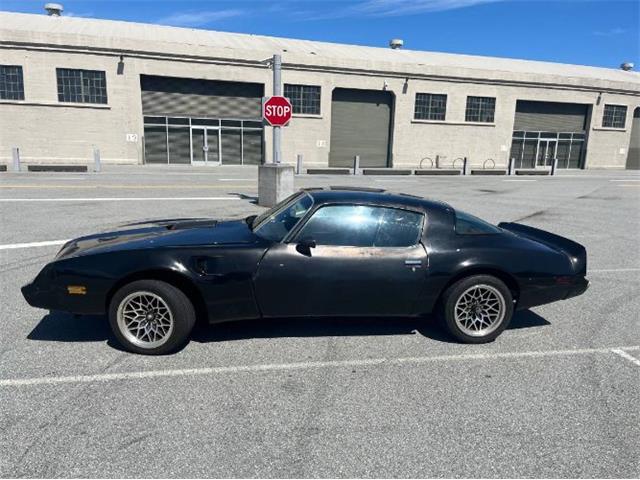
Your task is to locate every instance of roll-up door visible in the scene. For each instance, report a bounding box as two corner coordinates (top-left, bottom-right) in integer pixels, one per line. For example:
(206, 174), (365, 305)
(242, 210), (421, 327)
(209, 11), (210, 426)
(140, 75), (262, 119)
(329, 88), (393, 168)
(514, 100), (588, 132)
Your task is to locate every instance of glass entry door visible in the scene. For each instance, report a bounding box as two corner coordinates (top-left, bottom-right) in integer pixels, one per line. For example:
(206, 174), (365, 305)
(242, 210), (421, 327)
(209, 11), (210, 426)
(191, 127), (220, 165)
(536, 140), (556, 168)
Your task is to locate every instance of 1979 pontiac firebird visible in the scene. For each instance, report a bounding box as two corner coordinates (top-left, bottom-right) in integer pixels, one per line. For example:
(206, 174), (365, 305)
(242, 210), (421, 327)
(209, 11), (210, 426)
(22, 187), (589, 355)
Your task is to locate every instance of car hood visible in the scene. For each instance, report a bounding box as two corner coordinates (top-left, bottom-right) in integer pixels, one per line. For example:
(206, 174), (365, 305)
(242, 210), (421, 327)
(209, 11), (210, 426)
(56, 218), (260, 258)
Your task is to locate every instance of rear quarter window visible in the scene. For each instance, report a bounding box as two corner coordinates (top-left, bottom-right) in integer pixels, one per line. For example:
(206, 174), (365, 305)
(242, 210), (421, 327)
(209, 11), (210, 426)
(455, 210), (502, 235)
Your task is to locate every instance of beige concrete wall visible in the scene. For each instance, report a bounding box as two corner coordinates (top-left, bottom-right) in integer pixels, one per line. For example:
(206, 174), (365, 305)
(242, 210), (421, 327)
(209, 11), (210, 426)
(1, 46), (639, 169)
(0, 49), (142, 164)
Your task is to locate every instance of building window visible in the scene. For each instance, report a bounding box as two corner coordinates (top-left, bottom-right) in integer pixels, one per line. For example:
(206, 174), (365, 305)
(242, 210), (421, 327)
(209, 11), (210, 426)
(414, 93), (447, 121)
(602, 104), (627, 129)
(56, 68), (108, 104)
(284, 84), (321, 115)
(465, 96), (496, 123)
(0, 65), (25, 100)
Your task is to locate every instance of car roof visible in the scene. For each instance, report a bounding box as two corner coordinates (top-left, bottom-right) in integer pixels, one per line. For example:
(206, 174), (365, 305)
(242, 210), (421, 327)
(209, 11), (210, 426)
(303, 186), (453, 214)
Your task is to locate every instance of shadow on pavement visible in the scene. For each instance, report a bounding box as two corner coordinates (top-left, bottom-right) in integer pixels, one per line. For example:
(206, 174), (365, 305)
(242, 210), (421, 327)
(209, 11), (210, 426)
(27, 309), (550, 346)
(229, 192), (258, 204)
(27, 311), (112, 343)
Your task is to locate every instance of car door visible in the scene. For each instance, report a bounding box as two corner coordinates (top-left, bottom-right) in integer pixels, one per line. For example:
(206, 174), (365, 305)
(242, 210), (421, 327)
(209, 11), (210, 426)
(254, 204), (428, 317)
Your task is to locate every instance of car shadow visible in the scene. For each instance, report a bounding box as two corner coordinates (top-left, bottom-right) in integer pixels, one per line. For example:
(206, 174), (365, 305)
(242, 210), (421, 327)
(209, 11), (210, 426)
(27, 311), (113, 342)
(27, 309), (550, 346)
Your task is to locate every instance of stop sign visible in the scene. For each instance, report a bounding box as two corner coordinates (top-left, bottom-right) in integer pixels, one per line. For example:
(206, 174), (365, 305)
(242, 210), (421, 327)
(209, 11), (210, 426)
(263, 96), (293, 126)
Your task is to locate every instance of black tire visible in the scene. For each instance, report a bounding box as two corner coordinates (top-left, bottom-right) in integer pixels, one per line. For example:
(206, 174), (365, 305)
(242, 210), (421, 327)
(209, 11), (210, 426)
(439, 275), (514, 344)
(108, 279), (196, 355)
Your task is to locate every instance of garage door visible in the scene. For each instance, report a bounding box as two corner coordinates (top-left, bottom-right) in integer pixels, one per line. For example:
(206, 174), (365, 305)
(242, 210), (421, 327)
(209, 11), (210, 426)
(329, 88), (393, 168)
(514, 100), (588, 132)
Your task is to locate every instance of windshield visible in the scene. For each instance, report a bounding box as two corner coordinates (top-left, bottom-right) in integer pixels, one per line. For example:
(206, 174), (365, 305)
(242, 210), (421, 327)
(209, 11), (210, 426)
(253, 192), (314, 242)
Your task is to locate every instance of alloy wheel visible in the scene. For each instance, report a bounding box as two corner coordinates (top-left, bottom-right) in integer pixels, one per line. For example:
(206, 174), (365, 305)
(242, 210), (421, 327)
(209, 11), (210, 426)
(454, 284), (506, 337)
(116, 291), (174, 348)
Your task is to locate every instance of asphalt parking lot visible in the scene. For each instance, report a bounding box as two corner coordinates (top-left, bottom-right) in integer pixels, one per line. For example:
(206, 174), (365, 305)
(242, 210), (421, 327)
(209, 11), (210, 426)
(1, 166), (639, 477)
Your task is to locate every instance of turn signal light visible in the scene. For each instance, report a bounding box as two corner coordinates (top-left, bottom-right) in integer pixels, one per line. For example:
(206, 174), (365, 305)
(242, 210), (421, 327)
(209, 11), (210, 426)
(67, 285), (87, 295)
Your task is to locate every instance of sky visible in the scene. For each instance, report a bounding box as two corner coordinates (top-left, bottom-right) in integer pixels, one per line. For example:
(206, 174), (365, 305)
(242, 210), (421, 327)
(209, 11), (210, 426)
(1, 0), (638, 69)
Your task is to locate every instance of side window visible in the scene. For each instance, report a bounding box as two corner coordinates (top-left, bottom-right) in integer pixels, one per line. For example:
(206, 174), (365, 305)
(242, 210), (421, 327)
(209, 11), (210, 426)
(296, 205), (423, 247)
(375, 208), (424, 247)
(455, 210), (501, 235)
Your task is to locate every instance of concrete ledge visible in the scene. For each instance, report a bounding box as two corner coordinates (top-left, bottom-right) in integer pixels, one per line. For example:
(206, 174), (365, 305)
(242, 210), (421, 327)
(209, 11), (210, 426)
(470, 169), (507, 176)
(414, 169), (462, 175)
(27, 165), (88, 172)
(258, 164), (294, 207)
(306, 168), (351, 175)
(0, 165), (7, 172)
(515, 169), (551, 176)
(362, 168), (412, 175)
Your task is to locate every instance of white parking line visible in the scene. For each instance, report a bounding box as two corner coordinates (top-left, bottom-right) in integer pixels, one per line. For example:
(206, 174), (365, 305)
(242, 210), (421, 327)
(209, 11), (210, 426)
(218, 178), (253, 181)
(503, 179), (537, 182)
(611, 349), (640, 367)
(1, 345), (638, 388)
(0, 240), (68, 250)
(0, 196), (243, 202)
(610, 179), (640, 182)
(589, 268), (640, 273)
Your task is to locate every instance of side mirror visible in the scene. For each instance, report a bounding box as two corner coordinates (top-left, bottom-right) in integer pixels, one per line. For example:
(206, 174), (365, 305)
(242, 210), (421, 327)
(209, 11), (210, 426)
(296, 237), (316, 256)
(299, 238), (316, 249)
(245, 214), (258, 227)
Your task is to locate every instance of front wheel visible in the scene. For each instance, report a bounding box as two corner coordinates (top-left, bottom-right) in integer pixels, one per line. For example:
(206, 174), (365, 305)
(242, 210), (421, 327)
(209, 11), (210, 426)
(108, 280), (196, 355)
(440, 275), (514, 343)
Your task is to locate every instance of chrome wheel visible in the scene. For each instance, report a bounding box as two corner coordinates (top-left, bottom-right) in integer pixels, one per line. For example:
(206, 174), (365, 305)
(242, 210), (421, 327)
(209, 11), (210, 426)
(116, 291), (174, 349)
(454, 284), (506, 337)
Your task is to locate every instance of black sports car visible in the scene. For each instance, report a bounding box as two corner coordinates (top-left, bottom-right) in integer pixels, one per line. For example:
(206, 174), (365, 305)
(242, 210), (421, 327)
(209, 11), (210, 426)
(22, 187), (589, 354)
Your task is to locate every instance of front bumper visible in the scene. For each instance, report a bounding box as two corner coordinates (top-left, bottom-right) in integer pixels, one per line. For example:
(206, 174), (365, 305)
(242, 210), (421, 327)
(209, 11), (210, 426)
(22, 279), (106, 315)
(21, 281), (55, 310)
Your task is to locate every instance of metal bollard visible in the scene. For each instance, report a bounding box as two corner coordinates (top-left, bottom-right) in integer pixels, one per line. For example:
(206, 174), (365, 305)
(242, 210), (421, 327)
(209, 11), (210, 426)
(508, 157), (514, 175)
(353, 155), (360, 175)
(435, 154), (440, 169)
(93, 146), (101, 173)
(296, 154), (303, 174)
(462, 157), (468, 175)
(12, 147), (20, 172)
(551, 157), (558, 176)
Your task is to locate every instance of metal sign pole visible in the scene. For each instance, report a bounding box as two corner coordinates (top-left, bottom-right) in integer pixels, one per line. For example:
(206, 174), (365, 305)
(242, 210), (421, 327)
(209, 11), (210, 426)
(272, 54), (282, 164)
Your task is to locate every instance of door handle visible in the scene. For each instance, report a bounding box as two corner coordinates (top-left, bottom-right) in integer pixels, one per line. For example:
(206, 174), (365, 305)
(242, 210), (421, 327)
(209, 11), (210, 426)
(404, 259), (422, 268)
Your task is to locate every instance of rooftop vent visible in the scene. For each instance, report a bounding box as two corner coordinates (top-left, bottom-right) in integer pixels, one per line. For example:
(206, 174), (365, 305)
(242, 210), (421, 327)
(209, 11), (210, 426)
(620, 62), (634, 71)
(44, 3), (63, 16)
(389, 38), (404, 50)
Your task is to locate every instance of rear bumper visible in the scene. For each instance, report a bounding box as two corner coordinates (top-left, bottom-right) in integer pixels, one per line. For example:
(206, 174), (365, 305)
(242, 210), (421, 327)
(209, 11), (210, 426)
(517, 275), (589, 310)
(564, 277), (589, 300)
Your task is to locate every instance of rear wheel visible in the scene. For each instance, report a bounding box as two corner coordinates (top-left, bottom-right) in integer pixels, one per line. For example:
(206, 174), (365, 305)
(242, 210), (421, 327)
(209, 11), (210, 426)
(108, 280), (196, 355)
(440, 275), (513, 343)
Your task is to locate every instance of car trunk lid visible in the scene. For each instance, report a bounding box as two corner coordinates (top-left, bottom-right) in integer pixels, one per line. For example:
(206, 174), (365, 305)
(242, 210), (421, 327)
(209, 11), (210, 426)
(498, 222), (587, 275)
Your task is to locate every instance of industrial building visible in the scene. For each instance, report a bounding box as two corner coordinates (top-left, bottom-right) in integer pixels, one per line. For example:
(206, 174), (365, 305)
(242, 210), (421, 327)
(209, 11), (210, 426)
(1, 8), (639, 170)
